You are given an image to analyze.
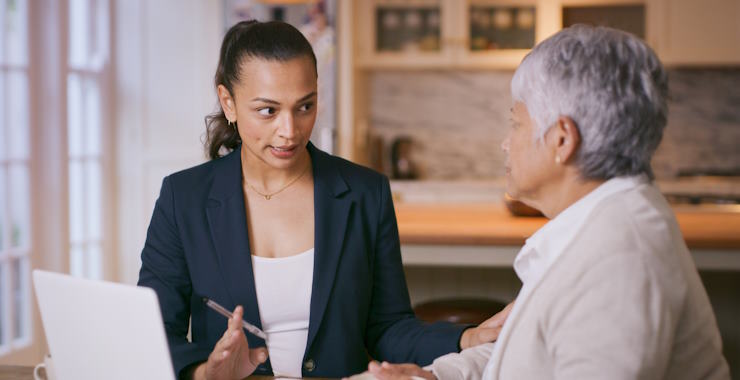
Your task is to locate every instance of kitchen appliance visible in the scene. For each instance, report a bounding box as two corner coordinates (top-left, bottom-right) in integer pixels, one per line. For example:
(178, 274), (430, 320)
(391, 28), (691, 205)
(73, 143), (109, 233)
(390, 136), (418, 180)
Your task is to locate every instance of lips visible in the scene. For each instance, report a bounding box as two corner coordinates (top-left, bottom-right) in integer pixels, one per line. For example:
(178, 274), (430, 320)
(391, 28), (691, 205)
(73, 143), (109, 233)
(269, 144), (299, 159)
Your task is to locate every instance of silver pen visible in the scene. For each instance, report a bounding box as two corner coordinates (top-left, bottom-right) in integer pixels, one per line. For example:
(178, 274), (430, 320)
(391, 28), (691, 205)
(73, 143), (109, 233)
(202, 297), (267, 340)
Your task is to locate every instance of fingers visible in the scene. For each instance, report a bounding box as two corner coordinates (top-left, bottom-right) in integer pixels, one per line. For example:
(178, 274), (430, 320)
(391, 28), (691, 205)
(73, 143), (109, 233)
(368, 361), (434, 380)
(382, 362), (429, 376)
(249, 347), (268, 365)
(480, 312), (506, 328)
(473, 325), (503, 345)
(229, 305), (244, 332)
(369, 361), (403, 380)
(206, 306), (260, 380)
(214, 328), (243, 352)
(480, 300), (516, 328)
(210, 306), (248, 365)
(210, 330), (238, 367)
(219, 305), (247, 349)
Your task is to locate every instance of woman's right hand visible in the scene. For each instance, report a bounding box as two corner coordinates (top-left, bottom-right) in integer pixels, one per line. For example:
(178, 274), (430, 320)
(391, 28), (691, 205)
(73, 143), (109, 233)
(193, 306), (268, 380)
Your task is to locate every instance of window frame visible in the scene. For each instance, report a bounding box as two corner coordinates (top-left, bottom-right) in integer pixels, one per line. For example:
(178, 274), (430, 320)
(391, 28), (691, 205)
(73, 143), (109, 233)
(0, 0), (115, 364)
(0, 0), (33, 356)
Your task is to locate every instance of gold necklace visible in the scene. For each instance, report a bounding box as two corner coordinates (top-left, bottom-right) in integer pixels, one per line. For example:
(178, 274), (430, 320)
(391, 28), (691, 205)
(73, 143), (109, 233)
(244, 163), (310, 200)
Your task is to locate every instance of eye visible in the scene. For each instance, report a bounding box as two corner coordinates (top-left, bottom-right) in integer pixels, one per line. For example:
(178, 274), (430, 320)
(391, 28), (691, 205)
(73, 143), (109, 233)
(257, 107), (276, 116)
(299, 102), (315, 112)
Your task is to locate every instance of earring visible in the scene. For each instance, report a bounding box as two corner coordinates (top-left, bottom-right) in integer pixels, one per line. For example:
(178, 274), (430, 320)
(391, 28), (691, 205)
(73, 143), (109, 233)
(228, 119), (236, 130)
(555, 156), (561, 164)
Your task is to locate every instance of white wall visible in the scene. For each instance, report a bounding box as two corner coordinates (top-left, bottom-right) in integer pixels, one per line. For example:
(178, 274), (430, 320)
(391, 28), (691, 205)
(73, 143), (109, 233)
(115, 0), (222, 284)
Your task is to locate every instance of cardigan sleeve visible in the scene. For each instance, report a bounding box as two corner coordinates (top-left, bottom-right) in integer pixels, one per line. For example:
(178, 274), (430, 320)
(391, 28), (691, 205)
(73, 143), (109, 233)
(545, 253), (677, 380)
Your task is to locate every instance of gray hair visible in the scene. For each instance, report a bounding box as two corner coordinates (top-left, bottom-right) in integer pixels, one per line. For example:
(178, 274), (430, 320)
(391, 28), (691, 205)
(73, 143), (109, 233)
(511, 24), (668, 180)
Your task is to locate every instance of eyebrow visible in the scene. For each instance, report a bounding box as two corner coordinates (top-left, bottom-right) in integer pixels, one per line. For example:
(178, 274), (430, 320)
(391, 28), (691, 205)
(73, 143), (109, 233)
(251, 91), (317, 105)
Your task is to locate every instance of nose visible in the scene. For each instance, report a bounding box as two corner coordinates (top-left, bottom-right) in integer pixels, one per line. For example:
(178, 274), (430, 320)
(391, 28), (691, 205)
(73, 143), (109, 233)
(277, 113), (297, 139)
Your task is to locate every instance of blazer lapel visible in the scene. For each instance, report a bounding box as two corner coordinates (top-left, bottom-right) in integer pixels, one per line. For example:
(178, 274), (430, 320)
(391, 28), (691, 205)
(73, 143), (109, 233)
(305, 143), (353, 353)
(205, 147), (266, 346)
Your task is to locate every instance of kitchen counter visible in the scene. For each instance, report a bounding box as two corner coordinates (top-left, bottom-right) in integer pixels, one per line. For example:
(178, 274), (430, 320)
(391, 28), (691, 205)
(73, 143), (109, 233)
(395, 202), (740, 270)
(395, 202), (740, 249)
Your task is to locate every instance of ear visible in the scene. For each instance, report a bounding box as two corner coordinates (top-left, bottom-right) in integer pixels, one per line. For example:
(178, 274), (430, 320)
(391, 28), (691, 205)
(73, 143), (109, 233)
(546, 116), (581, 164)
(217, 84), (237, 122)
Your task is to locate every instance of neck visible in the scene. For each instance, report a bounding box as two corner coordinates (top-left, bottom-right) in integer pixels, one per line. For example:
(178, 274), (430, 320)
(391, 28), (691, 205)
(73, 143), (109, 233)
(528, 172), (605, 219)
(240, 147), (311, 191)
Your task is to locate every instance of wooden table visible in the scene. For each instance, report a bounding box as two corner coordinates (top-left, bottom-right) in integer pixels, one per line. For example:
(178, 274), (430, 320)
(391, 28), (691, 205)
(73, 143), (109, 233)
(0, 366), (332, 380)
(0, 366), (32, 380)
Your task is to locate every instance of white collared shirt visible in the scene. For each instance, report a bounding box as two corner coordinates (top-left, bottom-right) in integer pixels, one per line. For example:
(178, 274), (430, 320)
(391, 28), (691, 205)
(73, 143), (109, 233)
(481, 175), (648, 378)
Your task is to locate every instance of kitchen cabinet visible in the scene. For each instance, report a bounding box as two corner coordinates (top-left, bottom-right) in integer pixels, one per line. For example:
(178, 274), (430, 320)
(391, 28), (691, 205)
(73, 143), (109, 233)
(355, 0), (560, 69)
(355, 0), (453, 69)
(650, 0), (740, 66)
(338, 0), (740, 163)
(353, 0), (740, 70)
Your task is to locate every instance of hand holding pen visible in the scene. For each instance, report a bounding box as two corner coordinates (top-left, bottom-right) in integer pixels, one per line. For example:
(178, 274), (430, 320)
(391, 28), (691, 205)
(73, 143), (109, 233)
(190, 299), (268, 380)
(203, 297), (267, 339)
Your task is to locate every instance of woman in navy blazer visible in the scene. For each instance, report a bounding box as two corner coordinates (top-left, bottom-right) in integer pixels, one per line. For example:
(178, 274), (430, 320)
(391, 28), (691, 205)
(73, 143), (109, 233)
(138, 21), (498, 380)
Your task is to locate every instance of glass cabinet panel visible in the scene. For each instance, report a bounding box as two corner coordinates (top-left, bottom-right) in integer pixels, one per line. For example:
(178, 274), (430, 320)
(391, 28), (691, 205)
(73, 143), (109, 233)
(469, 4), (535, 51)
(376, 5), (442, 52)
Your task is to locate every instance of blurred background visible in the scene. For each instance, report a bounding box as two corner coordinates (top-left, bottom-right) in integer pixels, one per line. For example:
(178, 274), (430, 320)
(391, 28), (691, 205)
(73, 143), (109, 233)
(0, 0), (739, 375)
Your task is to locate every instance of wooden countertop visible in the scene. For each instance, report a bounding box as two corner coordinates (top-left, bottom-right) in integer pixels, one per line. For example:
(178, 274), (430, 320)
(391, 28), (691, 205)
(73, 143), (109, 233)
(395, 203), (740, 249)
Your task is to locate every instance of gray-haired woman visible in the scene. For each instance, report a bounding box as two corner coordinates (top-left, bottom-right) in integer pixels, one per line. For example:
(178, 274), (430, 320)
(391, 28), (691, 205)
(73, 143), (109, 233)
(365, 24), (730, 380)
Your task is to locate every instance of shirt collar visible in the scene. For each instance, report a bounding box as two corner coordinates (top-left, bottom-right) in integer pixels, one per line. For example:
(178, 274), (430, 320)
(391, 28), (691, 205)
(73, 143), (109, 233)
(513, 174), (649, 285)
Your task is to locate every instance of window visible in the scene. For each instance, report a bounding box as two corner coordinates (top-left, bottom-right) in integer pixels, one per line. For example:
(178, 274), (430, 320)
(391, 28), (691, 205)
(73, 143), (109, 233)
(0, 0), (113, 361)
(68, 0), (110, 279)
(0, 0), (32, 354)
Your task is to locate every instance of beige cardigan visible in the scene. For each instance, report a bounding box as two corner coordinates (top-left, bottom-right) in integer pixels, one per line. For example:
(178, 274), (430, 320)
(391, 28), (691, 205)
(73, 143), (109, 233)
(431, 183), (730, 380)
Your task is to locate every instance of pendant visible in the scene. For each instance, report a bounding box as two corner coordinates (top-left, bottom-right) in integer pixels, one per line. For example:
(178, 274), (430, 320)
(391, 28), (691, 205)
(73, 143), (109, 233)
(264, 195), (272, 200)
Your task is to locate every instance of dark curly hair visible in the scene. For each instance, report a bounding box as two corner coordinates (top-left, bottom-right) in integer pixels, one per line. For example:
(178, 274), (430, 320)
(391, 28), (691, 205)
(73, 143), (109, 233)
(204, 20), (317, 160)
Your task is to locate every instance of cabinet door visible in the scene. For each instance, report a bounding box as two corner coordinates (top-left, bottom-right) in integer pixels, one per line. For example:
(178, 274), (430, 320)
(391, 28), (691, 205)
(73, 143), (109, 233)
(653, 0), (740, 65)
(456, 0), (541, 69)
(356, 0), (455, 69)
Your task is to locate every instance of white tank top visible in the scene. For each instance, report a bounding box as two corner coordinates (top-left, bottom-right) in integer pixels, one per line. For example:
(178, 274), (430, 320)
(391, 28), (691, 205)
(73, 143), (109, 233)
(251, 248), (314, 378)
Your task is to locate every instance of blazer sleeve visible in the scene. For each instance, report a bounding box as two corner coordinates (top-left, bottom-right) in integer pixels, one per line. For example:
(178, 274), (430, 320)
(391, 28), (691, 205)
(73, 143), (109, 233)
(137, 177), (211, 378)
(364, 177), (469, 365)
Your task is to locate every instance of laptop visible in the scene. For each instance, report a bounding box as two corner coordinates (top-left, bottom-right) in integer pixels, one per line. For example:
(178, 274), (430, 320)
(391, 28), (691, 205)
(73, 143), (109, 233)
(33, 270), (176, 380)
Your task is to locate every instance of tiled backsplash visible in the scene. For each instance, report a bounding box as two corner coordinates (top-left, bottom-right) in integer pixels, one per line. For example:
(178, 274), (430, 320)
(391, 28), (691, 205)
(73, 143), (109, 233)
(369, 69), (740, 179)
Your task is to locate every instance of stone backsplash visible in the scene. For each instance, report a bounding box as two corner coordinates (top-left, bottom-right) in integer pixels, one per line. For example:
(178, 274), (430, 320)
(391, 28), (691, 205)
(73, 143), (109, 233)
(369, 69), (740, 180)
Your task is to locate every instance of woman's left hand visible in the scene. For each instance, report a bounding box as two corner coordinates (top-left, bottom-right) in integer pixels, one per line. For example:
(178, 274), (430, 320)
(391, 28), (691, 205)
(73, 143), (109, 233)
(459, 300), (515, 349)
(366, 361), (436, 380)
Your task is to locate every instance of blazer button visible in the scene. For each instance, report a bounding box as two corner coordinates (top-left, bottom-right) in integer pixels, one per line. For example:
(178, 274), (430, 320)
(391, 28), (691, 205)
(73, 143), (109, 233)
(303, 358), (315, 372)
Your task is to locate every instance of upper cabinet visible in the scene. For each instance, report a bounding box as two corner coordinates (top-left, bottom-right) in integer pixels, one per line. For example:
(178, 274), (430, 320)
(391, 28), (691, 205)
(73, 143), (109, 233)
(459, 0), (557, 68)
(355, 0), (560, 69)
(353, 0), (740, 69)
(650, 0), (740, 66)
(356, 0), (454, 68)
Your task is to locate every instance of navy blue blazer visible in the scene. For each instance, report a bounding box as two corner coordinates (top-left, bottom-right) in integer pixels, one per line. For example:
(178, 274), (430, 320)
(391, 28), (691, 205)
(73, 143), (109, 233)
(138, 143), (466, 378)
